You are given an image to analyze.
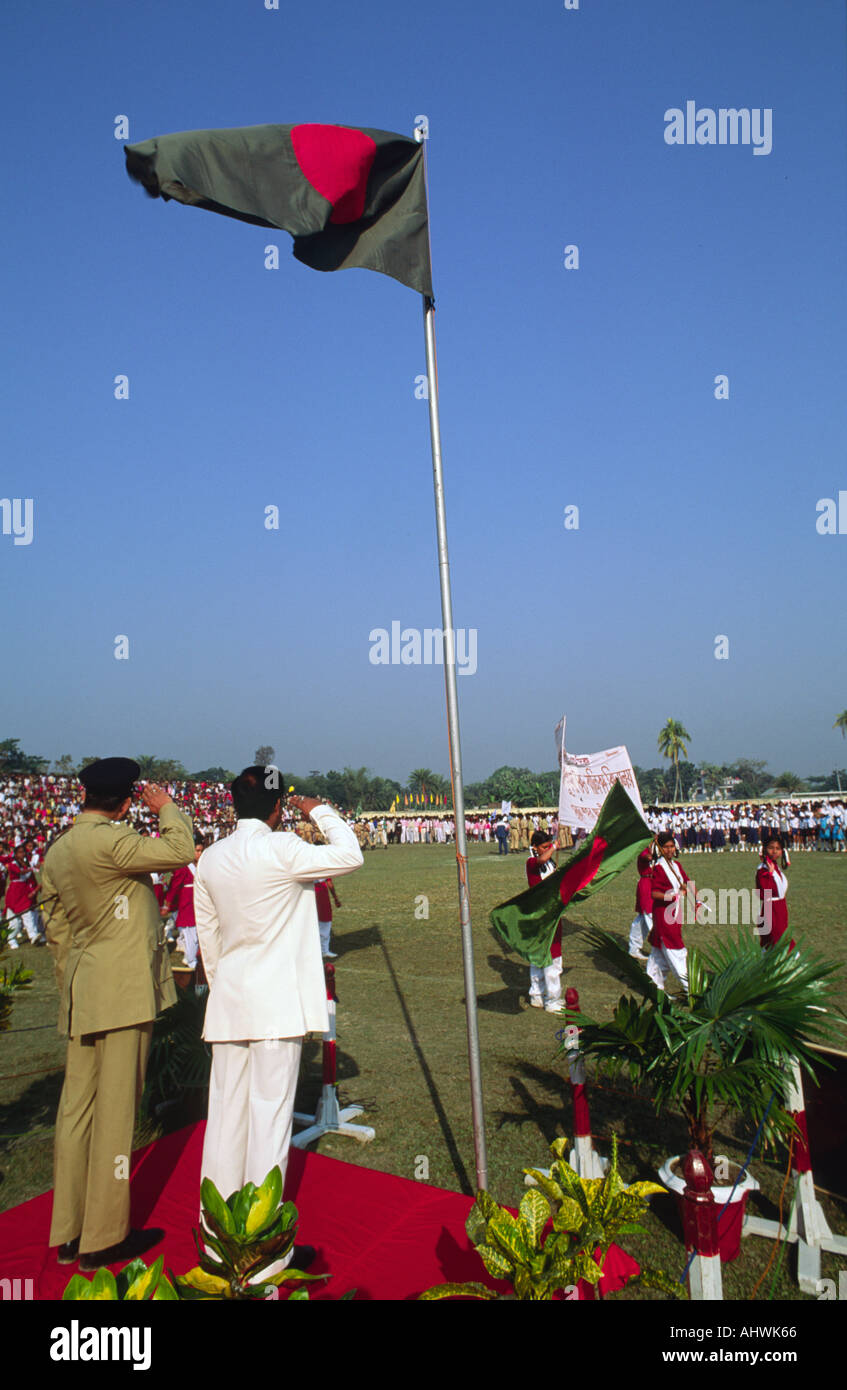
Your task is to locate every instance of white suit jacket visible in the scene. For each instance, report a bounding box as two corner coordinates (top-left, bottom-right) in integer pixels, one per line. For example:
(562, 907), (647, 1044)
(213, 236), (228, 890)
(194, 805), (363, 1042)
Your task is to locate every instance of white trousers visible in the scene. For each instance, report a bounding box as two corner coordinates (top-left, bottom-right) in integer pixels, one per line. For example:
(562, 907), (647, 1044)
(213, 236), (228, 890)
(7, 907), (42, 942)
(529, 958), (563, 1002)
(318, 919), (332, 955)
(646, 946), (688, 992)
(179, 926), (199, 966)
(628, 912), (651, 957)
(201, 1037), (303, 1200)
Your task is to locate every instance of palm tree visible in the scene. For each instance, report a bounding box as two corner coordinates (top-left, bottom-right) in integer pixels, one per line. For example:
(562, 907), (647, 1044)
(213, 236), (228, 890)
(657, 719), (691, 803)
(834, 711), (847, 739)
(565, 928), (845, 1167)
(772, 771), (806, 795)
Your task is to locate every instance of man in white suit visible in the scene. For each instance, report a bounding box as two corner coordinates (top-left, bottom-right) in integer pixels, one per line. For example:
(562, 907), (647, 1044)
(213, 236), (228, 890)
(194, 767), (363, 1214)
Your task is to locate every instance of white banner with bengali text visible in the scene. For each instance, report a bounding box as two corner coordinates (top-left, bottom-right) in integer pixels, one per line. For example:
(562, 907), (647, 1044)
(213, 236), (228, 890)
(555, 715), (644, 831)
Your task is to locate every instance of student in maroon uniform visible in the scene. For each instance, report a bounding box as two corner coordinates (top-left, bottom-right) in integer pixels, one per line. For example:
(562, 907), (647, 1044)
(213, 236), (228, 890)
(646, 832), (692, 992)
(315, 876), (341, 959)
(628, 849), (654, 960)
(163, 834), (205, 968)
(755, 833), (794, 951)
(525, 830), (564, 1012)
(4, 842), (44, 947)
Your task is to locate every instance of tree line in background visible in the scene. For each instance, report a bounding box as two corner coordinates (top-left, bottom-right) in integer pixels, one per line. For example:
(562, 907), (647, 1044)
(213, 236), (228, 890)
(2, 736), (845, 813)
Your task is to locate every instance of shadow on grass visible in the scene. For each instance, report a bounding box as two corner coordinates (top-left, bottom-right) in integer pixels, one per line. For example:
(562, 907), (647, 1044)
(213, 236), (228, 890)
(376, 926), (473, 1196)
(477, 953), (527, 1015)
(334, 924), (383, 957)
(0, 1069), (63, 1155)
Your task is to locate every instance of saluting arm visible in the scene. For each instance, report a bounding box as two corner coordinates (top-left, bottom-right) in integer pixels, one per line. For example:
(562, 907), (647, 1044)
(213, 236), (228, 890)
(282, 800), (364, 882)
(110, 802), (195, 874)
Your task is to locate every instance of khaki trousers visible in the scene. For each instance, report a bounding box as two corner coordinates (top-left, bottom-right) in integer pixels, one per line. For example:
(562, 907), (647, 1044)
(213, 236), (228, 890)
(49, 1022), (152, 1252)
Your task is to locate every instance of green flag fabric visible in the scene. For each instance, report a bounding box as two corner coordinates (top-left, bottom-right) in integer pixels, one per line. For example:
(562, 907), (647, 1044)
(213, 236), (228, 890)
(489, 781), (652, 967)
(125, 122), (432, 296)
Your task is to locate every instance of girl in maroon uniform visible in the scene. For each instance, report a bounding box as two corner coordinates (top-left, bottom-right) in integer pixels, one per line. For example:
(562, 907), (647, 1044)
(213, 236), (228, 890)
(525, 830), (564, 1012)
(755, 833), (794, 951)
(646, 832), (692, 992)
(628, 849), (654, 959)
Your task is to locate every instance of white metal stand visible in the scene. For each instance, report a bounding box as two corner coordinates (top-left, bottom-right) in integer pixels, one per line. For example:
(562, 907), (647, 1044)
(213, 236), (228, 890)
(741, 1062), (847, 1293)
(291, 979), (375, 1148)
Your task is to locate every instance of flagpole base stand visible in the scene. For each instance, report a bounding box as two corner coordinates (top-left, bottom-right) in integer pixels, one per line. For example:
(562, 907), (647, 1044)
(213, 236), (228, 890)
(570, 1139), (608, 1179)
(742, 1171), (847, 1294)
(292, 1087), (375, 1148)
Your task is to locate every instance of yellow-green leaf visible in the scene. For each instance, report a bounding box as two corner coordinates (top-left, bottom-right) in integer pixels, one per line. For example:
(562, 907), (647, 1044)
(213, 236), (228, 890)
(552, 1196), (585, 1233)
(487, 1208), (530, 1264)
(124, 1255), (163, 1301)
(419, 1282), (497, 1300)
(90, 1268), (119, 1300)
(477, 1243), (513, 1279)
(178, 1266), (231, 1298)
(245, 1166), (283, 1235)
(627, 1180), (667, 1199)
(519, 1189), (550, 1246)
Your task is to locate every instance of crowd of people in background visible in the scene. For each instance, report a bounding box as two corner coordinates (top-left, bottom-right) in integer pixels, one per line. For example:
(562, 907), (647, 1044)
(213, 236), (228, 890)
(2, 775), (846, 876)
(645, 800), (847, 852)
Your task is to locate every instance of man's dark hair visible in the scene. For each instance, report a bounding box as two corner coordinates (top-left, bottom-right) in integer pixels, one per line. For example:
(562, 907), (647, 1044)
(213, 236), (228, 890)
(231, 766), (282, 822)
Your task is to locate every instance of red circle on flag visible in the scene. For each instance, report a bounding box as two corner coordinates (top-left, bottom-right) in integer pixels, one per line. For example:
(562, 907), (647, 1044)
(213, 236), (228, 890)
(291, 124), (377, 225)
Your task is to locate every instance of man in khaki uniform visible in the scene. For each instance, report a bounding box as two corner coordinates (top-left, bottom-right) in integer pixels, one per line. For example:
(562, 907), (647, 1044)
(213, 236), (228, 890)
(40, 758), (194, 1270)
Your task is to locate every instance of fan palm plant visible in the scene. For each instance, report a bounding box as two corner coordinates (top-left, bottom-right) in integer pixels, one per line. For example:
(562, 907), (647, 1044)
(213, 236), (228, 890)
(563, 927), (845, 1168)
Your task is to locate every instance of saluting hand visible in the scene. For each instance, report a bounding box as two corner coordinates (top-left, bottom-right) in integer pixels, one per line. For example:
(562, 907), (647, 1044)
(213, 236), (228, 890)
(142, 783), (173, 814)
(288, 794), (321, 819)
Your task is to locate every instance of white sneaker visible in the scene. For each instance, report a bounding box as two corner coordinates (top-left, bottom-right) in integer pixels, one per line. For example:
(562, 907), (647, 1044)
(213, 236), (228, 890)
(7, 937), (19, 949)
(528, 996), (544, 1009)
(545, 999), (565, 1013)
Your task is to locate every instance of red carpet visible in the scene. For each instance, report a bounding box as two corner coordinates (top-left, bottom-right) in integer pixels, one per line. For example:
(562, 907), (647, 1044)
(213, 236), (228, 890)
(0, 1124), (637, 1300)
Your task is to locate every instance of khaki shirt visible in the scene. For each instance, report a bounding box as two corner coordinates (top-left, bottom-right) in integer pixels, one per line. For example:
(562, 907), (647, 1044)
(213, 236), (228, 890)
(40, 803), (195, 1036)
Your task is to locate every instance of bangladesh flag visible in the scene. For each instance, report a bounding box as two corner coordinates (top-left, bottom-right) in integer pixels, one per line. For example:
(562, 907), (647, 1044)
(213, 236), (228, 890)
(124, 123), (432, 296)
(489, 782), (652, 966)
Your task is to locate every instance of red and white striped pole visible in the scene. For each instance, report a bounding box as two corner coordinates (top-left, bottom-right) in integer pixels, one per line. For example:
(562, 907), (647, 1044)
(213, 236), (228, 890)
(564, 987), (607, 1179)
(682, 1151), (723, 1300)
(291, 961), (375, 1148)
(742, 1059), (847, 1292)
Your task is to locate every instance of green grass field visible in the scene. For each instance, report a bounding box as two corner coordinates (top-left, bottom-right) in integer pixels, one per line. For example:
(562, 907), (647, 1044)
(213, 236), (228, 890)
(2, 844), (846, 1300)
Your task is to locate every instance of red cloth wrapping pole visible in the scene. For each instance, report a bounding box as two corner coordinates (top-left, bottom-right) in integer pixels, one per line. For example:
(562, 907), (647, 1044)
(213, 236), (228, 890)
(790, 1109), (812, 1174)
(572, 1083), (591, 1137)
(565, 988), (592, 1139)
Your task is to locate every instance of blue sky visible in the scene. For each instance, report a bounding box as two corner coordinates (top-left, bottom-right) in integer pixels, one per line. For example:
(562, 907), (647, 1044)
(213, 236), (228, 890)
(2, 0), (845, 783)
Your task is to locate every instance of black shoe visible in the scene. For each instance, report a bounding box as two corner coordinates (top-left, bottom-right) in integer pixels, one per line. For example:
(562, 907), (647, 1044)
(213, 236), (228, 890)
(57, 1237), (80, 1265)
(79, 1227), (164, 1273)
(290, 1244), (316, 1271)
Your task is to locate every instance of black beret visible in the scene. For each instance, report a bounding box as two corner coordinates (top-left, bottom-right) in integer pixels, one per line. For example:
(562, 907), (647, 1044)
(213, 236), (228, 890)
(79, 758), (141, 799)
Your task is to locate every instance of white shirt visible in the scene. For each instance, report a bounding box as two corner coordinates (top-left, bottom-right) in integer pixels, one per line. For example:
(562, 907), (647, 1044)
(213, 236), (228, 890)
(194, 804), (363, 1042)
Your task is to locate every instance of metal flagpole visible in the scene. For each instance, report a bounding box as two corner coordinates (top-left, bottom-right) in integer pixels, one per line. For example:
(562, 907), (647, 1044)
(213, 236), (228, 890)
(415, 117), (487, 1191)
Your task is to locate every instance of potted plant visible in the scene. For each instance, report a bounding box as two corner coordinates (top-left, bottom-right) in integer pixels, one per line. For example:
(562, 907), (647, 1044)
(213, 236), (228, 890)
(420, 1134), (680, 1300)
(563, 928), (845, 1262)
(176, 1165), (327, 1300)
